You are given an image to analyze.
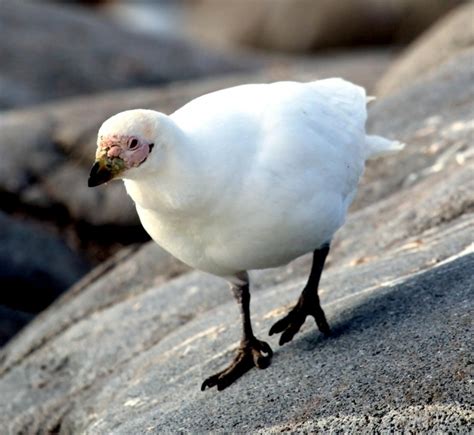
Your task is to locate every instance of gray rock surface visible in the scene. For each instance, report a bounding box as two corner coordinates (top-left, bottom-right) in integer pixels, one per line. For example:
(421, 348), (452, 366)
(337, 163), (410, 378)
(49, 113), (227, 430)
(0, 0), (255, 110)
(0, 39), (472, 433)
(376, 2), (474, 96)
(187, 0), (465, 52)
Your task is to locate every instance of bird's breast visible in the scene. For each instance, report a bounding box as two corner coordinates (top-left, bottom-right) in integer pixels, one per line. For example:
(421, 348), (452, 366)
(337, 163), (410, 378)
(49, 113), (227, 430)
(134, 203), (234, 276)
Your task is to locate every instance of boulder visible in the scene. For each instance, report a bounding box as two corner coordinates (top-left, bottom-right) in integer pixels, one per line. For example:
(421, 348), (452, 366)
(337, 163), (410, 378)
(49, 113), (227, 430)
(0, 1), (255, 110)
(0, 45), (472, 432)
(377, 2), (474, 96)
(187, 0), (465, 52)
(0, 211), (90, 344)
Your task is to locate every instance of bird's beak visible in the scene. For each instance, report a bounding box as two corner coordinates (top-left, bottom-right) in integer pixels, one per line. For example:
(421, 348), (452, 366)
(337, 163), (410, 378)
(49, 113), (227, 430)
(88, 156), (125, 187)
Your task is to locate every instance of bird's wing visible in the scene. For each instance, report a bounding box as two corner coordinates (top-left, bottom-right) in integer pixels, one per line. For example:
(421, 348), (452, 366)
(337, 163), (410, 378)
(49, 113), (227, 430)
(172, 78), (367, 148)
(170, 79), (370, 182)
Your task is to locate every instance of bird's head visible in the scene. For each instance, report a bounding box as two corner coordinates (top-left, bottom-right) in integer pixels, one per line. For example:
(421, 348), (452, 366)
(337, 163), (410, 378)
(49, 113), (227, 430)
(88, 109), (159, 187)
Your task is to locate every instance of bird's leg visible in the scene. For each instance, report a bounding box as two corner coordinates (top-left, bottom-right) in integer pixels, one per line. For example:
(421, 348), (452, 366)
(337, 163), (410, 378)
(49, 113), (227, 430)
(201, 273), (273, 391)
(269, 244), (331, 345)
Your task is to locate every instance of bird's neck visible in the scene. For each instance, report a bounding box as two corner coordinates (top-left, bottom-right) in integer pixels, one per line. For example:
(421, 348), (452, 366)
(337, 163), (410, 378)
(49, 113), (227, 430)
(123, 118), (204, 215)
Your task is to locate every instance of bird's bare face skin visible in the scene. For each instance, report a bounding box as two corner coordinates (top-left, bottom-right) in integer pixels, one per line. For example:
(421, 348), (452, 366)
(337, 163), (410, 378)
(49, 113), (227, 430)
(88, 134), (154, 187)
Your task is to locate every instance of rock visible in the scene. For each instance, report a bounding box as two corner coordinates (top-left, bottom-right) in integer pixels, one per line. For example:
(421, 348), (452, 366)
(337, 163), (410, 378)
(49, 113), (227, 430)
(0, 1), (256, 110)
(0, 211), (90, 344)
(187, 0), (465, 52)
(0, 50), (392, 262)
(377, 2), (474, 96)
(0, 44), (472, 432)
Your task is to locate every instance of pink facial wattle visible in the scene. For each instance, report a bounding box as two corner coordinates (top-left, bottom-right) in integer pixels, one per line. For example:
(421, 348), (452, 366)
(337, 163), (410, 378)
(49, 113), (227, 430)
(107, 146), (122, 158)
(97, 135), (151, 169)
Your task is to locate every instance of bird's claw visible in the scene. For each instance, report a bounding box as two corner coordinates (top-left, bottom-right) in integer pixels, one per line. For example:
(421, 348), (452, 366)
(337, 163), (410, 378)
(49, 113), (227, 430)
(269, 299), (331, 345)
(201, 339), (273, 391)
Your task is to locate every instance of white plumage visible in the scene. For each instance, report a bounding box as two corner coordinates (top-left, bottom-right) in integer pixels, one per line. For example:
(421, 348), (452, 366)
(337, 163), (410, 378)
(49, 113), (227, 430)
(104, 79), (401, 277)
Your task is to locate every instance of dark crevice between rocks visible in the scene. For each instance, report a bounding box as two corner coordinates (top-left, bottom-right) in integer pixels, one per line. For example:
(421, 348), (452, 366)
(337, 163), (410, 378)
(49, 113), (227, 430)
(0, 279), (65, 314)
(0, 306), (34, 348)
(74, 220), (150, 263)
(48, 421), (62, 435)
(0, 188), (150, 263)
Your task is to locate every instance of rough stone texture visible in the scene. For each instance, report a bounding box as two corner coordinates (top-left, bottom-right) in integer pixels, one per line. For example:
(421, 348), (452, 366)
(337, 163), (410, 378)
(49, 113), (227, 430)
(0, 50), (392, 262)
(0, 41), (472, 433)
(0, 0), (255, 110)
(187, 0), (465, 52)
(376, 2), (474, 96)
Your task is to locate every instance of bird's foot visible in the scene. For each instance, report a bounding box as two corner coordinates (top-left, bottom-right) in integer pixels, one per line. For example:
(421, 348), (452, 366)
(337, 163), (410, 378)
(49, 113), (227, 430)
(269, 296), (331, 345)
(201, 338), (273, 391)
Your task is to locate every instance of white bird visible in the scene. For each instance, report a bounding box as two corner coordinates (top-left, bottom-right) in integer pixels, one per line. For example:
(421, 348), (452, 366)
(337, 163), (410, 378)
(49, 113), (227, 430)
(88, 78), (404, 391)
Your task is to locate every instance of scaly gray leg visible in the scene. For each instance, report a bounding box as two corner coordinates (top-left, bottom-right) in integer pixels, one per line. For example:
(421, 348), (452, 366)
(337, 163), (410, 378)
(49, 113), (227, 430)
(201, 273), (273, 391)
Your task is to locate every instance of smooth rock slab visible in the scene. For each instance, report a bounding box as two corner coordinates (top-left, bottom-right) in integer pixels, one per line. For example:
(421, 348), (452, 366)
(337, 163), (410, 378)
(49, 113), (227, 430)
(68, 254), (472, 433)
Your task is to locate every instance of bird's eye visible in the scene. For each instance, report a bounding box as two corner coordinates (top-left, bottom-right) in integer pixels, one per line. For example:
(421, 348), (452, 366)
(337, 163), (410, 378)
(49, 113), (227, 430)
(128, 138), (139, 149)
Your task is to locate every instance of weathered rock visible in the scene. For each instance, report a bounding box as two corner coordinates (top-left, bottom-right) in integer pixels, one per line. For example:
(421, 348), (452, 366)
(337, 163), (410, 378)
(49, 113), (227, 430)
(377, 2), (474, 96)
(0, 50), (392, 262)
(0, 0), (255, 110)
(0, 43), (472, 432)
(187, 0), (465, 52)
(0, 211), (90, 344)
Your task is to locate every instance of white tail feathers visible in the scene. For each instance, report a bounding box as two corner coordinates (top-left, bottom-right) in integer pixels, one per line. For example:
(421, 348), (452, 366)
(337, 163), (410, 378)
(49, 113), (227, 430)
(365, 135), (405, 160)
(366, 96), (376, 104)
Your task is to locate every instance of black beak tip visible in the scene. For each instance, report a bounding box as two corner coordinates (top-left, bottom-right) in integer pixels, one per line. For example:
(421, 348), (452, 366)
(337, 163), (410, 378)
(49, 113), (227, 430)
(87, 176), (99, 188)
(88, 162), (112, 187)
